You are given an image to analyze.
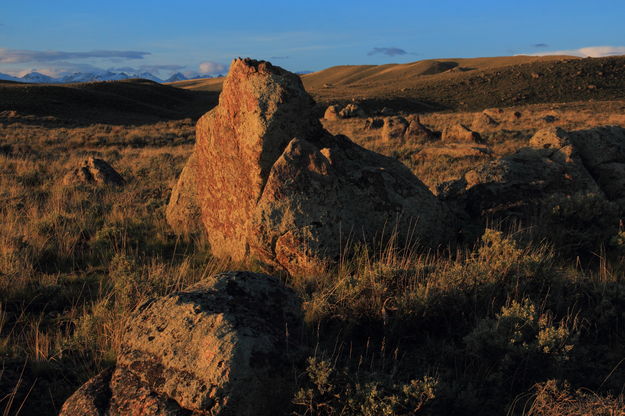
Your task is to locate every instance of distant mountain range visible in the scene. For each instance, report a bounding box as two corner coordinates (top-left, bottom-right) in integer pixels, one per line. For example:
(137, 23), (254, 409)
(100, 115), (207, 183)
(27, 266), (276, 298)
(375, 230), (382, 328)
(0, 70), (222, 84)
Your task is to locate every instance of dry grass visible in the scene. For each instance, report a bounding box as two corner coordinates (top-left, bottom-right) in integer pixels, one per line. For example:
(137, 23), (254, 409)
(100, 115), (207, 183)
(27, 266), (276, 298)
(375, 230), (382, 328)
(1, 109), (625, 415)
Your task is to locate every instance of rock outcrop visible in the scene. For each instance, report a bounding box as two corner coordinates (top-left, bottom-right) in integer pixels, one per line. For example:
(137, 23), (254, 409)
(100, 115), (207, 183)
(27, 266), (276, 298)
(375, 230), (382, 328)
(439, 126), (625, 249)
(61, 271), (303, 416)
(381, 116), (409, 141)
(472, 112), (499, 131)
(324, 103), (366, 120)
(63, 157), (125, 186)
(168, 58), (456, 276)
(338, 103), (366, 118)
(439, 127), (603, 217)
(364, 117), (384, 130)
(404, 116), (438, 142)
(442, 123), (484, 144)
(323, 105), (340, 120)
(165, 151), (201, 236)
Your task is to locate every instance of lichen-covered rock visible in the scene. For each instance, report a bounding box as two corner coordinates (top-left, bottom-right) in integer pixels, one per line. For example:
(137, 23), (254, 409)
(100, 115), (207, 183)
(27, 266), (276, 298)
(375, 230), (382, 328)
(166, 151), (201, 236)
(471, 112), (499, 131)
(364, 117), (384, 130)
(565, 126), (625, 202)
(323, 105), (340, 120)
(442, 123), (484, 144)
(109, 367), (189, 415)
(381, 116), (409, 141)
(63, 157), (125, 186)
(404, 116), (438, 142)
(115, 271), (302, 416)
(59, 368), (113, 416)
(338, 103), (365, 118)
(60, 271), (302, 416)
(180, 58), (456, 276)
(248, 135), (456, 275)
(440, 127), (603, 218)
(567, 126), (625, 168)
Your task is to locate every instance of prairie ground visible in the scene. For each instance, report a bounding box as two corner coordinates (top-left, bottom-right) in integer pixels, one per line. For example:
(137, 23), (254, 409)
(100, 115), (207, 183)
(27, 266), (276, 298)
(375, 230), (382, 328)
(1, 99), (625, 415)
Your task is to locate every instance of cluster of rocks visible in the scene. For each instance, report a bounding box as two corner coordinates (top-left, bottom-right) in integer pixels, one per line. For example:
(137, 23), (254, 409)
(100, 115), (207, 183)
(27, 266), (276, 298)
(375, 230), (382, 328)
(166, 58), (456, 276)
(439, 126), (625, 244)
(323, 102), (366, 120)
(61, 271), (303, 416)
(365, 115), (439, 143)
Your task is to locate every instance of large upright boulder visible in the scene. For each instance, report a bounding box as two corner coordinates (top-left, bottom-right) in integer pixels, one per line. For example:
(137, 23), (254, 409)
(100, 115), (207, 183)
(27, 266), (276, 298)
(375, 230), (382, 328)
(61, 271), (304, 416)
(169, 58), (456, 276)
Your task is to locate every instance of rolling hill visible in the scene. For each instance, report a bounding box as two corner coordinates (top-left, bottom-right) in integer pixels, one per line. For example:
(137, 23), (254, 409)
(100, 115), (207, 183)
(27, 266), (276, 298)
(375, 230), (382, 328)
(169, 55), (625, 113)
(4, 55), (625, 124)
(0, 78), (218, 124)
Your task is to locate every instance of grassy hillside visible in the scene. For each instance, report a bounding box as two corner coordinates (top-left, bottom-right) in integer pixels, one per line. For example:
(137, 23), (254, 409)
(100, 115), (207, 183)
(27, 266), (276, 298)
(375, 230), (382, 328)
(170, 55), (625, 113)
(0, 78), (218, 124)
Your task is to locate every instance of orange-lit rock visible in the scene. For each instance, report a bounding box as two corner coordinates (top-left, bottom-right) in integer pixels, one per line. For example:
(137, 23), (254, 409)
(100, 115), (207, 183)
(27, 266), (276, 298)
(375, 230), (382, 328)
(170, 58), (456, 275)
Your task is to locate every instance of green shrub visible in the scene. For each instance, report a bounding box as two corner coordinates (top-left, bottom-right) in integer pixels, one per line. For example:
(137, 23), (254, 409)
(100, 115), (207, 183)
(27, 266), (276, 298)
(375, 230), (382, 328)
(293, 357), (437, 416)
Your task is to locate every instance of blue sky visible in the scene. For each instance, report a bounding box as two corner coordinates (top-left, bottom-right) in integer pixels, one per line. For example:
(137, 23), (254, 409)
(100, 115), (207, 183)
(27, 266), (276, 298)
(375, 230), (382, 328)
(1, 0), (625, 77)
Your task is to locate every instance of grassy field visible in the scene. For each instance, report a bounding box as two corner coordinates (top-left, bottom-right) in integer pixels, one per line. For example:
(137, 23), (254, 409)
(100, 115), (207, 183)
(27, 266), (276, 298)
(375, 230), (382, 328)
(1, 80), (625, 414)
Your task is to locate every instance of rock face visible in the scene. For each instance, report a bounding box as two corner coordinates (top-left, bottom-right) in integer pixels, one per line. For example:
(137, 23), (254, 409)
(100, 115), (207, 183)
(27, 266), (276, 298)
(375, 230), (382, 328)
(442, 123), (484, 144)
(63, 157), (125, 186)
(61, 271), (303, 416)
(59, 368), (113, 416)
(165, 151), (201, 236)
(169, 58), (456, 276)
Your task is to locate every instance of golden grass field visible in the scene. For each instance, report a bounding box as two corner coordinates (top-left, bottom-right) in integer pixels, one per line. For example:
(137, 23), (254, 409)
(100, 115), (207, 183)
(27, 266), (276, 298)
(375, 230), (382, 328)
(2, 55), (625, 415)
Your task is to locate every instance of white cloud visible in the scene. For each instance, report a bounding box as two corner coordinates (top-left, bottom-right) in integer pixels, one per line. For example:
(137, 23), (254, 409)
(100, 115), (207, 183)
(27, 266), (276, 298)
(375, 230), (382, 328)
(199, 61), (227, 75)
(522, 45), (625, 58)
(0, 48), (150, 64)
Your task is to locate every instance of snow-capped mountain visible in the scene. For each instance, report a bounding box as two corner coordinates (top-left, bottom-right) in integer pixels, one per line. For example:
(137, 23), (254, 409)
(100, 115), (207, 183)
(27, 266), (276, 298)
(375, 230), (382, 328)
(21, 72), (56, 83)
(135, 72), (163, 83)
(0, 72), (22, 82)
(59, 71), (132, 83)
(1, 71), (168, 84)
(165, 72), (188, 82)
(0, 70), (224, 84)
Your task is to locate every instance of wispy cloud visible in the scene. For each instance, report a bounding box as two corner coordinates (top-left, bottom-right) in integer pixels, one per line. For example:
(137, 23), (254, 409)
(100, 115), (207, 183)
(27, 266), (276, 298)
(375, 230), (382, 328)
(199, 61), (228, 75)
(138, 64), (186, 74)
(532, 43), (549, 48)
(367, 47), (407, 57)
(0, 48), (150, 64)
(524, 45), (625, 58)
